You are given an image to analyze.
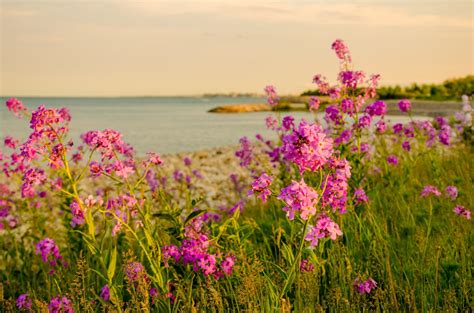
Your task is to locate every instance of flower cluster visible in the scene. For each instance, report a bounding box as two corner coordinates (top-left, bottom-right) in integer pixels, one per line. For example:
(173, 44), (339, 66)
(421, 185), (441, 198)
(354, 278), (377, 294)
(48, 296), (73, 313)
(264, 85), (279, 107)
(281, 120), (334, 173)
(6, 97), (27, 117)
(304, 215), (342, 248)
(248, 172), (273, 202)
(278, 179), (319, 221)
(453, 205), (471, 220)
(35, 238), (63, 267)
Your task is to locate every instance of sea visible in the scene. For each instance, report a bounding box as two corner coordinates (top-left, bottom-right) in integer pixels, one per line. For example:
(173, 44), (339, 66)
(0, 97), (423, 155)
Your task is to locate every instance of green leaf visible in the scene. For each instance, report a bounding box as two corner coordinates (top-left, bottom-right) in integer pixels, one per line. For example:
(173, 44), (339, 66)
(107, 247), (117, 282)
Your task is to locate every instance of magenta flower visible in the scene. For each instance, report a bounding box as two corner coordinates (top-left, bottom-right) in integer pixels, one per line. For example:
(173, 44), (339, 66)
(48, 296), (73, 313)
(221, 255), (236, 275)
(438, 125), (451, 146)
(445, 186), (458, 200)
(453, 205), (471, 220)
(146, 152), (163, 166)
(282, 116), (295, 131)
(70, 201), (85, 227)
(89, 161), (103, 177)
(331, 39), (351, 62)
(325, 105), (343, 125)
(321, 158), (351, 213)
(354, 188), (369, 206)
(402, 141), (411, 151)
(398, 99), (411, 113)
(357, 115), (372, 129)
(386, 155), (398, 166)
(278, 179), (319, 221)
(305, 215), (342, 248)
(125, 261), (147, 282)
(281, 120), (334, 173)
(354, 278), (377, 294)
(421, 185), (441, 197)
(393, 123), (403, 134)
(21, 168), (46, 198)
(264, 85), (279, 107)
(335, 130), (352, 146)
(100, 285), (110, 301)
(235, 137), (253, 168)
(300, 259), (315, 273)
(248, 172), (273, 203)
(36, 238), (62, 265)
(113, 160), (134, 179)
(16, 293), (32, 310)
(341, 98), (355, 114)
(6, 98), (27, 117)
(365, 100), (387, 117)
(4, 136), (19, 149)
(375, 119), (387, 133)
(309, 96), (320, 112)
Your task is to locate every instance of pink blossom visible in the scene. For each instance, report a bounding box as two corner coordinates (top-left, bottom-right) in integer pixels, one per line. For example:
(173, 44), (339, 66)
(331, 39), (351, 62)
(248, 172), (273, 203)
(264, 85), (279, 107)
(278, 179), (318, 221)
(398, 99), (411, 113)
(445, 186), (458, 200)
(305, 215), (342, 248)
(6, 98), (27, 117)
(309, 96), (320, 112)
(354, 278), (377, 294)
(421, 185), (441, 197)
(453, 205), (471, 219)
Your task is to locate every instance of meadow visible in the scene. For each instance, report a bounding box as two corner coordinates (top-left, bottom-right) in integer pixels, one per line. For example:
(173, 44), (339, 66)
(0, 39), (472, 312)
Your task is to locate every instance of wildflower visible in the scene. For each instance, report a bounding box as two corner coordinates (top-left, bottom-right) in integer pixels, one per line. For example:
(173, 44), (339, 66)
(339, 70), (365, 89)
(335, 130), (352, 146)
(312, 74), (330, 94)
(248, 172), (273, 203)
(21, 168), (46, 198)
(321, 157), (351, 213)
(309, 96), (320, 112)
(221, 255), (236, 275)
(146, 152), (163, 166)
(402, 141), (411, 151)
(70, 201), (85, 227)
(354, 188), (369, 206)
(278, 179), (318, 221)
(81, 129), (125, 160)
(386, 155), (398, 166)
(125, 261), (146, 282)
(16, 293), (32, 310)
(445, 186), (458, 200)
(113, 160), (134, 179)
(354, 278), (377, 294)
(375, 119), (386, 133)
(453, 205), (471, 219)
(300, 259), (315, 272)
(281, 120), (334, 173)
(36, 238), (62, 265)
(89, 161), (103, 177)
(398, 99), (411, 113)
(393, 123), (403, 134)
(48, 296), (73, 313)
(421, 185), (441, 197)
(305, 215), (342, 248)
(235, 136), (253, 168)
(264, 85), (279, 107)
(265, 115), (278, 130)
(325, 105), (343, 125)
(100, 285), (110, 301)
(282, 116), (294, 131)
(365, 100), (387, 117)
(4, 136), (19, 149)
(438, 125), (451, 145)
(183, 156), (192, 166)
(6, 98), (27, 117)
(331, 39), (351, 62)
(357, 115), (372, 128)
(341, 98), (355, 114)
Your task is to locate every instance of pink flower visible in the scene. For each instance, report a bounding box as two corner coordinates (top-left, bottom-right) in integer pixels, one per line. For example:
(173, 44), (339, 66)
(6, 98), (27, 117)
(4, 136), (19, 149)
(36, 238), (62, 265)
(386, 155), (398, 166)
(113, 160), (134, 179)
(309, 96), (320, 112)
(48, 296), (73, 313)
(305, 215), (342, 248)
(402, 141), (411, 151)
(21, 168), (46, 198)
(278, 179), (319, 221)
(300, 259), (315, 272)
(375, 119), (387, 133)
(421, 185), (441, 197)
(331, 39), (351, 62)
(354, 278), (377, 294)
(398, 99), (411, 113)
(100, 285), (110, 301)
(16, 294), (32, 310)
(146, 152), (163, 166)
(281, 120), (334, 173)
(125, 261), (147, 282)
(453, 205), (471, 219)
(248, 172), (273, 203)
(445, 186), (458, 200)
(235, 137), (253, 168)
(264, 85), (279, 107)
(354, 188), (369, 206)
(221, 255), (236, 275)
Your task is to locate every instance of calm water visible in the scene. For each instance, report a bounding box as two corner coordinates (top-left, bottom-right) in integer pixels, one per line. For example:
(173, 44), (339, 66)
(0, 97), (422, 155)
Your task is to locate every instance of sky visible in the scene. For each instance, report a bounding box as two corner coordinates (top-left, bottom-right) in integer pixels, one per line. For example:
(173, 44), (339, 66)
(0, 0), (473, 97)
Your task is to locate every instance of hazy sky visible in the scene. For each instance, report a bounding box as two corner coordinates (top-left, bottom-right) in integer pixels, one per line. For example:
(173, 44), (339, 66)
(1, 0), (473, 96)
